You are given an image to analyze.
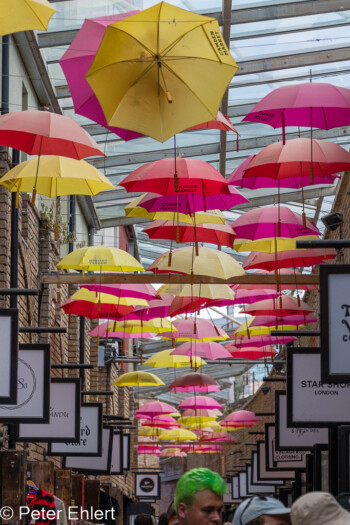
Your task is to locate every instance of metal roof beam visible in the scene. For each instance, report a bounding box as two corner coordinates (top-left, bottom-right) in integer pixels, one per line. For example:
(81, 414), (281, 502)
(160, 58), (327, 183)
(39, 0), (350, 47)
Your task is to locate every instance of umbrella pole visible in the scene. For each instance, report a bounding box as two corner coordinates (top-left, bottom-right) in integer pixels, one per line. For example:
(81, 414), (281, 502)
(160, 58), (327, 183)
(310, 107), (314, 184)
(31, 139), (42, 207)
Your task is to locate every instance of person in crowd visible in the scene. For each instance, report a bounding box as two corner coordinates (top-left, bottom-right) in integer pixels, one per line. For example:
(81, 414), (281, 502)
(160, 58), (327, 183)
(159, 514), (169, 525)
(174, 468), (227, 525)
(291, 491), (350, 525)
(135, 514), (154, 525)
(232, 495), (290, 525)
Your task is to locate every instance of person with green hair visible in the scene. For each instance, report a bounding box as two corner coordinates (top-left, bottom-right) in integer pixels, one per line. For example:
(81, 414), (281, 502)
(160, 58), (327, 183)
(174, 468), (227, 525)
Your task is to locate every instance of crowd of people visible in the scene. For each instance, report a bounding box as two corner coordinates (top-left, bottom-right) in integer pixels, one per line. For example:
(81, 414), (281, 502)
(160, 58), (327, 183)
(135, 468), (350, 525)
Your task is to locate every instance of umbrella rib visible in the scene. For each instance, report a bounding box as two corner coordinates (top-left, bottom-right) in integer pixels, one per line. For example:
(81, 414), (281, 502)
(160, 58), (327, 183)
(24, 0), (53, 29)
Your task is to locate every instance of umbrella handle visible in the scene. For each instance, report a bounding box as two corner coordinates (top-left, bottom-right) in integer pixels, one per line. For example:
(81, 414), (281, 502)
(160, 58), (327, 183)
(31, 188), (37, 208)
(165, 91), (173, 103)
(168, 251), (172, 267)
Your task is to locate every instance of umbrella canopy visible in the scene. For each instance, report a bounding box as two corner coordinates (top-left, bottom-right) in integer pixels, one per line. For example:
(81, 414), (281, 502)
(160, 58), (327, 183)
(159, 428), (198, 442)
(0, 156), (115, 198)
(141, 416), (179, 428)
(159, 448), (187, 457)
(229, 346), (277, 360)
(80, 283), (157, 301)
(126, 198), (228, 224)
(120, 295), (173, 321)
(60, 291), (135, 319)
(217, 287), (280, 305)
(242, 138), (350, 181)
(232, 318), (301, 338)
(169, 372), (219, 393)
(243, 82), (350, 130)
(221, 410), (261, 426)
(230, 334), (297, 348)
(243, 248), (337, 270)
(188, 112), (238, 133)
(103, 318), (176, 334)
(168, 296), (208, 317)
(233, 236), (320, 254)
(144, 349), (206, 368)
(178, 396), (223, 410)
(182, 408), (222, 418)
(113, 371), (164, 387)
(64, 289), (147, 308)
(245, 313), (317, 328)
(88, 322), (155, 339)
(171, 341), (232, 360)
(0, 111), (104, 158)
(136, 401), (179, 418)
(242, 296), (314, 317)
(119, 158), (230, 196)
(143, 220), (235, 248)
(257, 269), (319, 291)
(128, 188), (248, 215)
(86, 2), (238, 142)
(0, 0), (57, 36)
(148, 246), (246, 279)
(231, 205), (320, 239)
(228, 153), (339, 189)
(57, 245), (145, 272)
(158, 283), (236, 302)
(161, 318), (228, 342)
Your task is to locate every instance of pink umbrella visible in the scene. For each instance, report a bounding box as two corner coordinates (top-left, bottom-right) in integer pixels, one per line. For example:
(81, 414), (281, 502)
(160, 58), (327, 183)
(79, 283), (157, 301)
(161, 318), (228, 342)
(229, 335), (297, 348)
(229, 346), (277, 360)
(208, 287), (280, 307)
(120, 295), (173, 321)
(160, 448), (187, 457)
(243, 248), (337, 271)
(242, 296), (314, 317)
(136, 401), (179, 418)
(231, 205), (320, 239)
(141, 416), (180, 429)
(257, 269), (319, 292)
(181, 408), (223, 418)
(178, 396), (223, 410)
(138, 448), (160, 455)
(119, 158), (230, 197)
(228, 154), (339, 189)
(187, 444), (224, 453)
(59, 12), (143, 142)
(188, 112), (238, 133)
(245, 314), (317, 327)
(131, 187), (248, 214)
(87, 322), (155, 339)
(202, 433), (237, 443)
(243, 83), (350, 131)
(170, 342), (232, 360)
(221, 410), (261, 427)
(169, 373), (220, 393)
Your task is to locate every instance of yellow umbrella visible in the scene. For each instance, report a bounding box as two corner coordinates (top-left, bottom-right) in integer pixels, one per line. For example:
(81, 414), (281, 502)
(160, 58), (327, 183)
(233, 236), (319, 253)
(125, 197), (227, 225)
(0, 0), (57, 36)
(184, 420), (221, 430)
(68, 289), (148, 307)
(0, 156), (115, 198)
(144, 349), (206, 368)
(177, 416), (217, 425)
(57, 245), (145, 272)
(138, 427), (165, 437)
(113, 371), (164, 387)
(86, 2), (238, 142)
(106, 318), (176, 334)
(158, 283), (236, 301)
(148, 246), (246, 279)
(159, 428), (198, 442)
(233, 317), (304, 338)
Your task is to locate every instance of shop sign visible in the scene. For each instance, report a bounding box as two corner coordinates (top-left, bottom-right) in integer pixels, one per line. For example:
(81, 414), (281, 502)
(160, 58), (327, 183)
(0, 309), (18, 404)
(265, 423), (308, 471)
(246, 465), (276, 494)
(258, 442), (295, 481)
(135, 473), (160, 499)
(123, 434), (130, 471)
(251, 451), (283, 486)
(63, 427), (113, 474)
(110, 431), (123, 474)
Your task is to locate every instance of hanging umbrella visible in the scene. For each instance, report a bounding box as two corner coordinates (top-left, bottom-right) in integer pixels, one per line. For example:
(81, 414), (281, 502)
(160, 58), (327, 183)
(168, 296), (208, 317)
(57, 245), (145, 272)
(159, 428), (198, 442)
(136, 401), (179, 418)
(60, 289), (147, 319)
(230, 334), (297, 348)
(228, 154), (339, 189)
(0, 0), (57, 36)
(103, 318), (176, 334)
(188, 112), (238, 133)
(242, 296), (314, 317)
(143, 220), (236, 248)
(0, 156), (115, 205)
(144, 350), (206, 369)
(127, 188), (248, 215)
(88, 322), (155, 339)
(181, 408), (222, 418)
(256, 269), (319, 292)
(221, 410), (261, 427)
(113, 371), (164, 387)
(119, 158), (230, 196)
(229, 346), (277, 360)
(160, 448), (187, 457)
(80, 283), (157, 301)
(126, 199), (228, 225)
(141, 416), (180, 429)
(169, 372), (220, 393)
(170, 342), (232, 360)
(182, 420), (221, 431)
(232, 318), (302, 338)
(148, 246), (246, 279)
(243, 82), (350, 132)
(158, 283), (236, 302)
(161, 318), (228, 342)
(243, 248), (337, 271)
(139, 427), (165, 437)
(233, 236), (320, 254)
(244, 313), (317, 328)
(210, 287), (280, 306)
(0, 110), (104, 159)
(178, 396), (223, 410)
(138, 448), (160, 455)
(120, 295), (173, 321)
(86, 2), (238, 143)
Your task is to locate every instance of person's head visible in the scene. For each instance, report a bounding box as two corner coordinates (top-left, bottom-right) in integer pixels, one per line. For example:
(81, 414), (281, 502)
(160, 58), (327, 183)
(167, 503), (178, 525)
(291, 491), (350, 525)
(159, 514), (169, 525)
(233, 496), (290, 525)
(135, 514), (154, 525)
(174, 468), (227, 525)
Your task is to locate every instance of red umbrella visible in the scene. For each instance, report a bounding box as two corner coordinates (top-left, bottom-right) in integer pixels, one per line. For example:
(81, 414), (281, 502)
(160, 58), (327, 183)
(243, 248), (337, 271)
(229, 335), (297, 348)
(79, 283), (157, 301)
(119, 158), (230, 196)
(169, 373), (220, 393)
(242, 138), (350, 183)
(120, 295), (173, 321)
(0, 110), (104, 159)
(168, 296), (207, 317)
(188, 112), (238, 132)
(143, 220), (235, 248)
(241, 296), (314, 317)
(238, 269), (319, 292)
(60, 298), (132, 319)
(213, 287), (280, 305)
(229, 346), (277, 360)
